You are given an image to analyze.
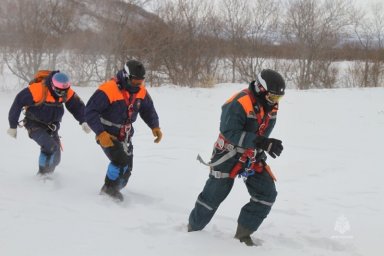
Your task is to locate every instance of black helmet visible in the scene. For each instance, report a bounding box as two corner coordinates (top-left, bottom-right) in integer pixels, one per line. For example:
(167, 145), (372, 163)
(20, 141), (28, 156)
(123, 60), (145, 79)
(255, 69), (285, 96)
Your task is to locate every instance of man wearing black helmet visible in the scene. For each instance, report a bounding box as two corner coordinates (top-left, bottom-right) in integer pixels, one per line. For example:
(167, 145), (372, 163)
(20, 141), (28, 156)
(188, 69), (285, 246)
(85, 60), (162, 201)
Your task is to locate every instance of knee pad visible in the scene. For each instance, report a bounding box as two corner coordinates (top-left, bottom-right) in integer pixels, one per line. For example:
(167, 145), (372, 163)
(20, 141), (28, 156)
(106, 163), (120, 181)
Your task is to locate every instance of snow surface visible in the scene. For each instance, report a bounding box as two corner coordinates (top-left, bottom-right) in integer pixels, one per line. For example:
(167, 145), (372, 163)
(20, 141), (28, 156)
(1, 83), (383, 256)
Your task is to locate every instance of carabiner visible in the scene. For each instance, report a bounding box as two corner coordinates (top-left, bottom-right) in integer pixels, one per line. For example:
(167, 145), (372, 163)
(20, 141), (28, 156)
(48, 123), (57, 131)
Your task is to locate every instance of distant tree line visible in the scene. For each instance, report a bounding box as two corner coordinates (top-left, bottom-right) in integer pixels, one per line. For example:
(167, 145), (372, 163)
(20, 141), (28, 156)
(0, 0), (383, 89)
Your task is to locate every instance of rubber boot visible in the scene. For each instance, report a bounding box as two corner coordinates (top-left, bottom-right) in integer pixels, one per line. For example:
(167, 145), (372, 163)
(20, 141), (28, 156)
(37, 152), (56, 176)
(234, 224), (256, 246)
(37, 165), (54, 176)
(100, 184), (124, 202)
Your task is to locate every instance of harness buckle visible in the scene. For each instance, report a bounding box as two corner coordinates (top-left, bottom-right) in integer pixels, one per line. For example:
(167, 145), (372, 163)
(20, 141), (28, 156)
(213, 171), (222, 179)
(215, 134), (235, 151)
(226, 144), (234, 151)
(210, 170), (230, 179)
(48, 123), (57, 131)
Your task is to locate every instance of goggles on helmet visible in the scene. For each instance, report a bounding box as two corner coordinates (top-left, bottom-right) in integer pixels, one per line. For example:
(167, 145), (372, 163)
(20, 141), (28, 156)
(51, 73), (70, 97)
(265, 92), (283, 104)
(130, 77), (144, 87)
(52, 86), (68, 97)
(123, 73), (144, 87)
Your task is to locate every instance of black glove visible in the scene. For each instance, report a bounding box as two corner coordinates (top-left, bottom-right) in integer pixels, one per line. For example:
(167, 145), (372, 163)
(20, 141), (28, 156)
(254, 137), (283, 158)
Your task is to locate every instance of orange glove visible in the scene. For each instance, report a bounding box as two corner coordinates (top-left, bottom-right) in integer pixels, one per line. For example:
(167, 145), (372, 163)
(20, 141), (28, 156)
(96, 131), (115, 148)
(152, 127), (162, 143)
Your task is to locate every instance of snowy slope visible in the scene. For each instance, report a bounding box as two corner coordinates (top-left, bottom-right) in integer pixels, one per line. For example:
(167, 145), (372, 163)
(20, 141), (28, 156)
(1, 84), (383, 256)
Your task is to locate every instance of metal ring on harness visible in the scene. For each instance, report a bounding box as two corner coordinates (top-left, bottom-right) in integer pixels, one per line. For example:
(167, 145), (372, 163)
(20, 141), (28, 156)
(47, 123), (57, 131)
(120, 123), (132, 142)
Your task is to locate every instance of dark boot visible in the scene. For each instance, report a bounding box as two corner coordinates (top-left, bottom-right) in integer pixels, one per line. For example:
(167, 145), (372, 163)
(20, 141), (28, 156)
(37, 165), (54, 176)
(187, 224), (193, 232)
(234, 224), (256, 246)
(100, 184), (124, 202)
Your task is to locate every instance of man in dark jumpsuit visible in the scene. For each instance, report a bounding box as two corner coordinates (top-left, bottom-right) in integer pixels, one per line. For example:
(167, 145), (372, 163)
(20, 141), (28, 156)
(188, 69), (285, 246)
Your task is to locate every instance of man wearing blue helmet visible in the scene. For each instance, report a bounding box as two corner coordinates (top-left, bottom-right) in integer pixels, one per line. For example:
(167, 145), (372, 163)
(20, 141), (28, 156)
(7, 70), (90, 176)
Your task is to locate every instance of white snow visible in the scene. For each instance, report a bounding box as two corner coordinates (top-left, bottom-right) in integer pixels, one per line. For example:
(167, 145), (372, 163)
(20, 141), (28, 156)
(1, 82), (383, 256)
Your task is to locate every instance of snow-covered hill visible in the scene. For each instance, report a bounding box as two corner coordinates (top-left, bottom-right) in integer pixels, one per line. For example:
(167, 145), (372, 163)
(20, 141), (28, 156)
(1, 84), (383, 256)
